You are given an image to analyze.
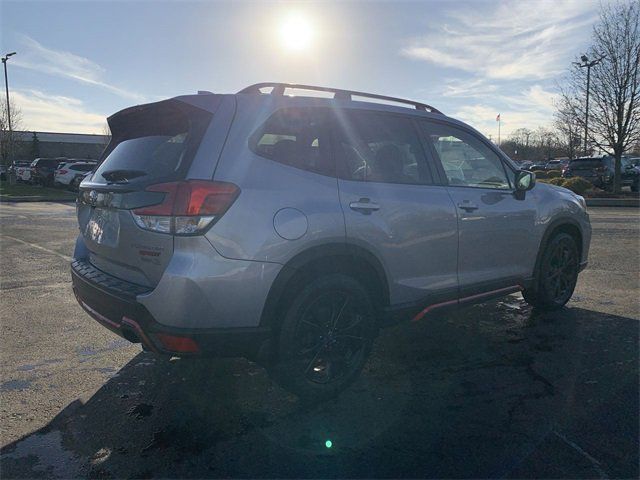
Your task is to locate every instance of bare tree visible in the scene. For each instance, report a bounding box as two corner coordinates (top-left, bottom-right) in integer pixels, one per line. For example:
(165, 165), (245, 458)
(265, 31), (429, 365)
(0, 98), (24, 165)
(558, 1), (640, 192)
(554, 97), (582, 159)
(100, 122), (112, 151)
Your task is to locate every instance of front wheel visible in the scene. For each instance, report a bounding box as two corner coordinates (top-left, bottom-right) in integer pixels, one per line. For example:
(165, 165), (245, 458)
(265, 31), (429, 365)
(270, 274), (376, 401)
(523, 233), (579, 310)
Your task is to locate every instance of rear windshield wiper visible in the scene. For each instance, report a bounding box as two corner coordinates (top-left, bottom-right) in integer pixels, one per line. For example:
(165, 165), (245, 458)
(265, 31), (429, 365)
(100, 169), (147, 183)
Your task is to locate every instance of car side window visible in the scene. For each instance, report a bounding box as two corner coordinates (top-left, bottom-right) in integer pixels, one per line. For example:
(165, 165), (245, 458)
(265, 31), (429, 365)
(421, 122), (512, 190)
(249, 107), (333, 176)
(333, 111), (433, 185)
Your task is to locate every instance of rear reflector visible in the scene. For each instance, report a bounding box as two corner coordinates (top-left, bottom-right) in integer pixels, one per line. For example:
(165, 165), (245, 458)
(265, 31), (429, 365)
(132, 180), (239, 235)
(154, 333), (200, 353)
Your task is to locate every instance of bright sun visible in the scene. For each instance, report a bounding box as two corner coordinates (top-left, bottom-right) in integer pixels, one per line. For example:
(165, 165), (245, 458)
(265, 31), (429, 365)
(279, 13), (314, 52)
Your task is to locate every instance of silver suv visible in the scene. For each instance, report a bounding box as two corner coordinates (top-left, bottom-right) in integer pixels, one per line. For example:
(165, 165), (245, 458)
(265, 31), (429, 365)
(72, 83), (591, 399)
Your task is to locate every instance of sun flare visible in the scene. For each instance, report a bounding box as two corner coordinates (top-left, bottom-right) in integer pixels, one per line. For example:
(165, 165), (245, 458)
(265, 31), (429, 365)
(279, 13), (314, 52)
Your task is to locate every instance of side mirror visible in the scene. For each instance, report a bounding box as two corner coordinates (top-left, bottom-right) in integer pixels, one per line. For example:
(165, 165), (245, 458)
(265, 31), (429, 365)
(514, 170), (535, 199)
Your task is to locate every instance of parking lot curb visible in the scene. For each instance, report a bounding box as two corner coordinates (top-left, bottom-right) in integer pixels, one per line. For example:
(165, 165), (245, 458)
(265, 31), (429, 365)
(585, 197), (640, 207)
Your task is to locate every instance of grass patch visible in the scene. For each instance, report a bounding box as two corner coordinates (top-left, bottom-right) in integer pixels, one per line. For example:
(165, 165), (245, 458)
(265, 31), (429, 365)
(0, 180), (77, 201)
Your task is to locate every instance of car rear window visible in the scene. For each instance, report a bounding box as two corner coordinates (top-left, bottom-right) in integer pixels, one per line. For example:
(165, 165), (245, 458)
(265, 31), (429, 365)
(35, 159), (61, 168)
(569, 159), (603, 168)
(70, 164), (95, 172)
(93, 100), (212, 185)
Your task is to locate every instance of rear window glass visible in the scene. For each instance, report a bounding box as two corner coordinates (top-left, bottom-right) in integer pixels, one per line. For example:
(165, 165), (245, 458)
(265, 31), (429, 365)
(569, 160), (603, 168)
(33, 159), (58, 167)
(93, 100), (212, 185)
(70, 164), (95, 172)
(249, 107), (333, 176)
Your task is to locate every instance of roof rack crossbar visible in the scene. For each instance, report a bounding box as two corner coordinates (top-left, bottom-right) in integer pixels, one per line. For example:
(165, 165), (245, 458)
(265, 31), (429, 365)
(238, 82), (442, 114)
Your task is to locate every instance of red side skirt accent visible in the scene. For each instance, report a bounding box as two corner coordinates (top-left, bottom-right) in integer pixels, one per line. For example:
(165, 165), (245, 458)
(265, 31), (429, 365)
(412, 285), (523, 322)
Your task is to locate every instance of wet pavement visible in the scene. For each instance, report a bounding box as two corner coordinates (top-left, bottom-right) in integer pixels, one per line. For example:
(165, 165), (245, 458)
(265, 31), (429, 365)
(0, 203), (638, 478)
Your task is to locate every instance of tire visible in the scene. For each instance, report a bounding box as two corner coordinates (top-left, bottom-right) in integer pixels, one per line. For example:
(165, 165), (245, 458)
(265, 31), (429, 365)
(523, 233), (579, 310)
(269, 273), (376, 401)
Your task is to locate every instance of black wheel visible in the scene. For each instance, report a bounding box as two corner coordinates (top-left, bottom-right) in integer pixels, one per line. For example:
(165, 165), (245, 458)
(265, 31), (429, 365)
(270, 274), (376, 401)
(523, 233), (579, 310)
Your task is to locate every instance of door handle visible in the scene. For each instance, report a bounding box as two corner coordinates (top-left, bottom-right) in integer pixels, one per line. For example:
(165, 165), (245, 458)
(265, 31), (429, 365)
(457, 202), (479, 212)
(349, 198), (380, 214)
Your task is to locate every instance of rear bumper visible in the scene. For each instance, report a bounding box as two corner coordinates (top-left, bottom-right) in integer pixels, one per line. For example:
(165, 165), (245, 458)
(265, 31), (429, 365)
(71, 259), (271, 358)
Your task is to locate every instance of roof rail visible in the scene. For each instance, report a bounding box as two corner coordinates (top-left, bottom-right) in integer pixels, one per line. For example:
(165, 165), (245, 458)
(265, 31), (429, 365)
(238, 82), (442, 114)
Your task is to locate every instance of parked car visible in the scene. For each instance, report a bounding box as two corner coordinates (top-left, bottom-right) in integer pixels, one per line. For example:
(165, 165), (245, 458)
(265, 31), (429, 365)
(545, 159), (569, 171)
(563, 156), (639, 190)
(562, 157), (606, 187)
(518, 160), (533, 170)
(8, 161), (28, 179)
(602, 156), (639, 191)
(71, 83), (591, 400)
(530, 162), (547, 171)
(627, 157), (640, 192)
(54, 161), (96, 189)
(30, 157), (67, 186)
(15, 162), (33, 183)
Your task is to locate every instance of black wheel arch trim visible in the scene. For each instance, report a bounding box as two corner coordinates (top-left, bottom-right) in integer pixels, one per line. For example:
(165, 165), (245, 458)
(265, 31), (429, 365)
(259, 242), (390, 328)
(532, 216), (584, 282)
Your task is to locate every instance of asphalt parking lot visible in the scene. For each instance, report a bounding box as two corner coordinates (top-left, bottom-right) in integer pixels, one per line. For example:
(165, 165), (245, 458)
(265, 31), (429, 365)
(0, 202), (638, 479)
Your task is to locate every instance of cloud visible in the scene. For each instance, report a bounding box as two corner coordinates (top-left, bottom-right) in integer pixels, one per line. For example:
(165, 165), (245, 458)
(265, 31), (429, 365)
(12, 89), (107, 133)
(402, 0), (598, 80)
(439, 78), (498, 98)
(452, 85), (560, 138)
(13, 35), (145, 101)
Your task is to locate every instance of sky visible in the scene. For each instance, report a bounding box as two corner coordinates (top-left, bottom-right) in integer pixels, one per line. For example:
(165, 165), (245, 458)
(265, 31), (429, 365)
(1, 0), (601, 138)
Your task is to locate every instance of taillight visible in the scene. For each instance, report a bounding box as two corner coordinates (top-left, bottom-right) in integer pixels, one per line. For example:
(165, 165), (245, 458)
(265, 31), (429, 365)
(57, 169), (68, 175)
(131, 180), (240, 235)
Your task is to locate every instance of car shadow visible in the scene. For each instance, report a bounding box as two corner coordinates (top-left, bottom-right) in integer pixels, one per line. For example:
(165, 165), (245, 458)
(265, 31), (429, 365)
(1, 298), (638, 479)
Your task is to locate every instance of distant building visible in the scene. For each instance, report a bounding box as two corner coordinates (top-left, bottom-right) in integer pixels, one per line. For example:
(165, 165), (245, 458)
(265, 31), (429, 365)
(13, 131), (110, 161)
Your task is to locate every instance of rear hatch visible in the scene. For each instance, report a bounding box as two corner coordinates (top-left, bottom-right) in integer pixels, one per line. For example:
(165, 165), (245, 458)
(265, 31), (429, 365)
(568, 159), (603, 177)
(77, 97), (218, 287)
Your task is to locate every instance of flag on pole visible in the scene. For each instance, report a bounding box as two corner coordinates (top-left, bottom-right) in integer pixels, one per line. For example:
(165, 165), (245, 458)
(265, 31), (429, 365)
(496, 114), (501, 121)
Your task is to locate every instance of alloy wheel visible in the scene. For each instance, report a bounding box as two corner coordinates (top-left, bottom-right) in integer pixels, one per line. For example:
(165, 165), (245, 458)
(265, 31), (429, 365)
(544, 238), (578, 303)
(293, 291), (368, 385)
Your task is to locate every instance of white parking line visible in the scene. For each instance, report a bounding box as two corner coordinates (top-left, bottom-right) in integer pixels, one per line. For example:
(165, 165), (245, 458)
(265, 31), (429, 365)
(0, 234), (72, 262)
(553, 431), (609, 479)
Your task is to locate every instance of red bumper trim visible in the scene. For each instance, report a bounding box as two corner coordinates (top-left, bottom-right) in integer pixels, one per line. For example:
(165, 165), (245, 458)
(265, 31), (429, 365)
(74, 288), (160, 354)
(121, 316), (160, 354)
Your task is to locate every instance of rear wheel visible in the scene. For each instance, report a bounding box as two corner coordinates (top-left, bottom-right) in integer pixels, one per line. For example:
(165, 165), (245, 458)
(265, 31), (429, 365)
(523, 233), (579, 310)
(270, 274), (376, 401)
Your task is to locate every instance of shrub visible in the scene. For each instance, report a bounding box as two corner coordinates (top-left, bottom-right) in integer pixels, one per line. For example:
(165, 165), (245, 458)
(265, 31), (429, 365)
(546, 170), (562, 178)
(532, 170), (548, 179)
(548, 177), (566, 186)
(562, 177), (593, 195)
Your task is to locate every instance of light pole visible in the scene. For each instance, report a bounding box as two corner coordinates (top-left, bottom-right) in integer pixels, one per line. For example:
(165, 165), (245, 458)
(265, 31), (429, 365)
(2, 51), (17, 164)
(574, 54), (604, 156)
